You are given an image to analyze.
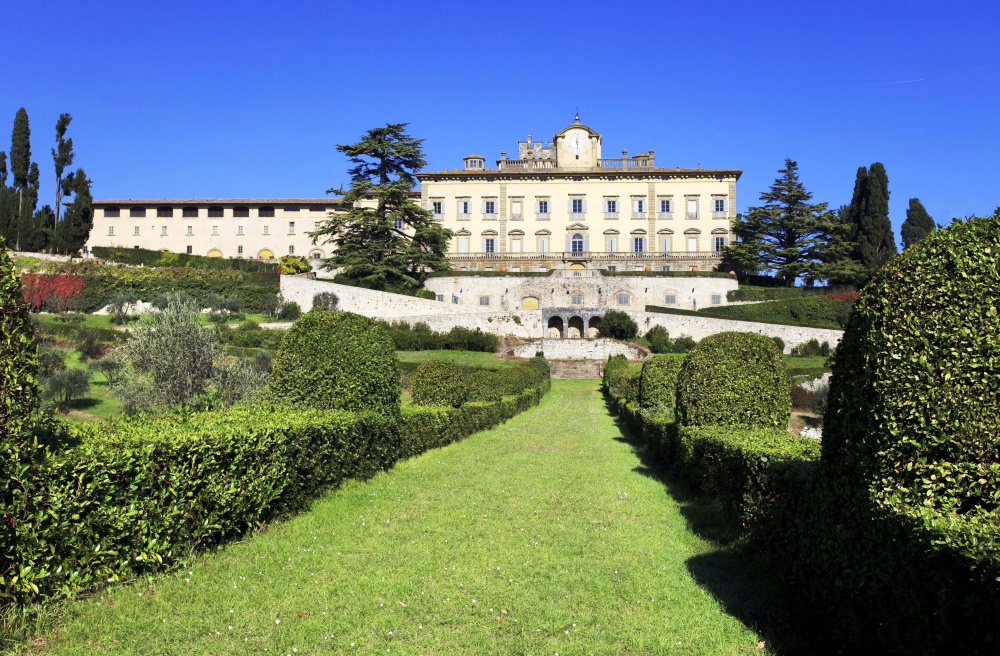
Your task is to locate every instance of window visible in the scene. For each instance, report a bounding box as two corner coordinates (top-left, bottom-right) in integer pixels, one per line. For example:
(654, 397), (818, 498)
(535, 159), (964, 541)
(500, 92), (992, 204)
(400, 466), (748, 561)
(133, 226), (140, 236)
(665, 294), (677, 305)
(458, 200), (471, 219)
(104, 207), (120, 218)
(479, 295), (491, 307)
(457, 237), (469, 253)
(687, 236), (698, 251)
(606, 199), (618, 215)
(607, 265), (617, 272)
(484, 238), (496, 253)
(714, 236), (728, 252)
(511, 200), (522, 219)
(130, 207), (146, 218)
(212, 225), (219, 236)
(185, 225), (193, 236)
(263, 225), (270, 235)
(157, 206), (173, 218)
(289, 245), (295, 254)
(311, 250), (322, 260)
(394, 218), (404, 231)
(237, 245), (244, 255)
(711, 294), (722, 305)
(617, 293), (631, 306)
(436, 294), (444, 302)
(571, 198), (584, 214)
(233, 206), (250, 218)
(484, 200), (496, 217)
(258, 206), (275, 218)
(632, 199), (645, 218)
(309, 205), (326, 212)
(686, 199), (698, 219)
(659, 199), (673, 217)
(432, 201), (443, 218)
(606, 237), (618, 252)
(182, 207), (198, 218)
(571, 293), (583, 305)
(107, 226), (114, 236)
(208, 206), (224, 218)
(511, 238), (522, 253)
(237, 225), (244, 236)
(538, 236), (549, 253)
(632, 237), (645, 252)
(660, 236), (672, 252)
(537, 200), (549, 218)
(571, 233), (584, 254)
(161, 226), (167, 236)
(714, 199), (726, 214)
(186, 245), (192, 254)
(288, 221), (296, 234)
(661, 265), (671, 271)
(284, 206), (300, 213)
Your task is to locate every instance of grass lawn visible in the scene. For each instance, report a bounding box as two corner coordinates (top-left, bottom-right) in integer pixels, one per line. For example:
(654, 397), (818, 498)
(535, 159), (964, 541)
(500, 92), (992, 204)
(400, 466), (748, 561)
(53, 349), (122, 423)
(396, 350), (518, 369)
(31, 380), (802, 655)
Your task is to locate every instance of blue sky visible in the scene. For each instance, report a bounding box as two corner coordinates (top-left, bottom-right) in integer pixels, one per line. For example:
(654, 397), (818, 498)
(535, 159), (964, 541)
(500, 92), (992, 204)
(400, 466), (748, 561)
(5, 0), (999, 241)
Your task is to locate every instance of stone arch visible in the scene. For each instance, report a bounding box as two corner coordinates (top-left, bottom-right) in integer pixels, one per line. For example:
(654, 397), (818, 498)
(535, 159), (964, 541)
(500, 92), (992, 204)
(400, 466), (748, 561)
(588, 316), (602, 339)
(257, 248), (274, 260)
(711, 227), (729, 235)
(521, 296), (540, 310)
(547, 315), (564, 339)
(568, 316), (585, 339)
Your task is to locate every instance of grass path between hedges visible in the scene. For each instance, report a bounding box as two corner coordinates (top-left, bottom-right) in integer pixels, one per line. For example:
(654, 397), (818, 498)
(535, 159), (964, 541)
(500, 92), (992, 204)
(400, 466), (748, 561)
(32, 380), (798, 655)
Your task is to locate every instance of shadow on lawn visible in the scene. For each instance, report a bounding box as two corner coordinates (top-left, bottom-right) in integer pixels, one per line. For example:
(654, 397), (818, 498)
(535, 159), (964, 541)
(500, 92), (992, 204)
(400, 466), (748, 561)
(606, 400), (820, 656)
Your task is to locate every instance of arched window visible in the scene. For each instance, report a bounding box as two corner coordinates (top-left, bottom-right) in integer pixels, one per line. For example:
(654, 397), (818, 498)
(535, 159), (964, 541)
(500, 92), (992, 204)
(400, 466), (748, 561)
(571, 233), (584, 254)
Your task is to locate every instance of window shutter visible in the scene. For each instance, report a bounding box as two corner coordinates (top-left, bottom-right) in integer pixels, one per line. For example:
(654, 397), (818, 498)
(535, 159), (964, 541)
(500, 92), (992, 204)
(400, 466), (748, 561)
(534, 201), (540, 213)
(565, 234), (571, 251)
(567, 199), (574, 213)
(481, 202), (486, 214)
(633, 199), (640, 213)
(583, 234), (590, 251)
(481, 238), (486, 252)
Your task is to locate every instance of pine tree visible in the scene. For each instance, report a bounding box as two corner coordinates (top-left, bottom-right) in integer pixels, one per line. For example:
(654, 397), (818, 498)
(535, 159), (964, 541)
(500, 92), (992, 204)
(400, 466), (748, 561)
(900, 198), (935, 249)
(10, 108), (30, 250)
(724, 159), (841, 286)
(52, 168), (93, 254)
(311, 123), (453, 290)
(52, 113), (74, 225)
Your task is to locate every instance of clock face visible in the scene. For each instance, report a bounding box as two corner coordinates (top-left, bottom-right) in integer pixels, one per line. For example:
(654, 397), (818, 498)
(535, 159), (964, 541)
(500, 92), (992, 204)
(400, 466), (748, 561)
(565, 129), (589, 155)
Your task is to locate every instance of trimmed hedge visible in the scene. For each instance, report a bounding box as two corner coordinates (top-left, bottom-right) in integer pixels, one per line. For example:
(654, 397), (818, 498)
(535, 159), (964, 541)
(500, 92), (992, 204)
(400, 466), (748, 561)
(268, 311), (400, 415)
(380, 321), (499, 353)
(675, 331), (790, 429)
(1, 242), (38, 438)
(699, 295), (856, 329)
(90, 246), (279, 272)
(412, 357), (550, 408)
(726, 285), (856, 302)
(602, 355), (641, 414)
(638, 355), (682, 414)
(411, 360), (467, 407)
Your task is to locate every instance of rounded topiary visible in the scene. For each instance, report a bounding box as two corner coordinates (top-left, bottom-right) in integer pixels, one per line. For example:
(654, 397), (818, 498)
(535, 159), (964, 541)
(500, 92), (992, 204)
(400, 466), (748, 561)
(1, 242), (38, 438)
(639, 355), (683, 412)
(268, 310), (400, 415)
(824, 211), (1000, 515)
(675, 331), (790, 428)
(600, 310), (638, 340)
(411, 360), (467, 408)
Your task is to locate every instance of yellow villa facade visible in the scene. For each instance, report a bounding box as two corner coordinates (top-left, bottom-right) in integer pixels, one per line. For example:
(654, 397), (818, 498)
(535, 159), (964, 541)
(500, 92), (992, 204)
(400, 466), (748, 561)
(418, 115), (741, 272)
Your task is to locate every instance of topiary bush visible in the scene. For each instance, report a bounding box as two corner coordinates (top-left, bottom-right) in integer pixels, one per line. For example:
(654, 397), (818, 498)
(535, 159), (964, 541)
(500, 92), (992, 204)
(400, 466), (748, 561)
(638, 355), (683, 413)
(410, 360), (467, 408)
(675, 331), (791, 429)
(268, 310), (400, 415)
(1, 241), (38, 438)
(600, 310), (638, 339)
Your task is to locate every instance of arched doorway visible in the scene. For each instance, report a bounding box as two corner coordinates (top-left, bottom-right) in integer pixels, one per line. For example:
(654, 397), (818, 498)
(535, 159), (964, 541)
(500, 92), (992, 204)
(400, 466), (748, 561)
(521, 296), (539, 310)
(568, 316), (585, 339)
(258, 248), (275, 260)
(547, 316), (564, 339)
(571, 233), (584, 254)
(588, 316), (602, 339)
(206, 248), (223, 258)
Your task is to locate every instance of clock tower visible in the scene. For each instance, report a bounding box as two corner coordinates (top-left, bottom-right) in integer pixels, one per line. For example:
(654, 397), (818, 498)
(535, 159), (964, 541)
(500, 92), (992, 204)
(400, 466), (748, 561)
(554, 113), (601, 169)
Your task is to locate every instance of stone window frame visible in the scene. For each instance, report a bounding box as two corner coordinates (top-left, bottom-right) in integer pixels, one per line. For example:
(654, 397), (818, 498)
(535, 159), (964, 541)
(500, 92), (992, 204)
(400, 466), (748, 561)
(509, 196), (524, 220)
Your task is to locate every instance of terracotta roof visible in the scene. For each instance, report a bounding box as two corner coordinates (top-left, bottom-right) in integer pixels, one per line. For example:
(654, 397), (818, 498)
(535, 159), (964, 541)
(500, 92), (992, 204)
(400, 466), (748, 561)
(463, 154), (485, 159)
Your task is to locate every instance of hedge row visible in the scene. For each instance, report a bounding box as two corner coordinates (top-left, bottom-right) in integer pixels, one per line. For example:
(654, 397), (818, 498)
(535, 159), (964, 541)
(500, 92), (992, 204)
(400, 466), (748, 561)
(699, 295), (855, 329)
(725, 285), (856, 302)
(379, 321), (499, 353)
(90, 246), (279, 272)
(411, 357), (550, 408)
(1, 371), (549, 610)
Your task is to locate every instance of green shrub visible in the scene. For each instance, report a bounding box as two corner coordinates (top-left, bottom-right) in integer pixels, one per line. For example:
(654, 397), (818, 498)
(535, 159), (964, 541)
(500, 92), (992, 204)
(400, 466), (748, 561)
(43, 367), (92, 408)
(602, 355), (641, 409)
(638, 355), (683, 414)
(268, 310), (400, 415)
(645, 325), (672, 353)
(771, 336), (785, 354)
(312, 291), (339, 311)
(222, 321), (285, 350)
(380, 321), (498, 352)
(671, 335), (697, 353)
(789, 338), (831, 357)
(90, 246), (279, 272)
(410, 360), (468, 408)
(37, 345), (68, 378)
(699, 295), (857, 329)
(675, 331), (791, 429)
(0, 241), (38, 438)
(278, 300), (302, 321)
(600, 310), (638, 339)
(278, 254), (310, 275)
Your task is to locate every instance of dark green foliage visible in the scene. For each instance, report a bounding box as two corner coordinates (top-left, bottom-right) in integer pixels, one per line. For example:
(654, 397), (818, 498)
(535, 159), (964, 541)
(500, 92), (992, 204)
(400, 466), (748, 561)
(410, 360), (467, 407)
(643, 326), (696, 354)
(726, 284), (855, 302)
(51, 167), (93, 255)
(599, 270), (734, 278)
(671, 335), (696, 353)
(789, 338), (830, 357)
(668, 293), (857, 329)
(218, 321), (285, 350)
(37, 345), (67, 378)
(676, 331), (791, 429)
(599, 309), (638, 339)
(51, 113), (74, 225)
(313, 123), (453, 290)
(724, 159), (849, 286)
(381, 321), (498, 353)
(843, 163), (898, 281)
(771, 336), (785, 354)
(602, 355), (641, 411)
(277, 300), (301, 321)
(42, 367), (91, 407)
(638, 355), (682, 413)
(90, 246), (279, 272)
(312, 291), (339, 311)
(107, 292), (139, 325)
(0, 240), (38, 437)
(269, 311), (400, 415)
(900, 197), (935, 249)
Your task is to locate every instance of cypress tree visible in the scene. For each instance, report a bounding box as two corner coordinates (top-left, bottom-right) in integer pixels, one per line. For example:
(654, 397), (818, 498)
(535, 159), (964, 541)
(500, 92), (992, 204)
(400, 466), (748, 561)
(900, 198), (935, 248)
(52, 167), (93, 254)
(10, 108), (30, 250)
(0, 152), (14, 244)
(52, 113), (74, 225)
(845, 162), (897, 282)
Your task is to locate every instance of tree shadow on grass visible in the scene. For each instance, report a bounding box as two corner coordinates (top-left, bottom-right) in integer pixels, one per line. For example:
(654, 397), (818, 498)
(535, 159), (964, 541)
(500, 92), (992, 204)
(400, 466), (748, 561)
(606, 398), (820, 655)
